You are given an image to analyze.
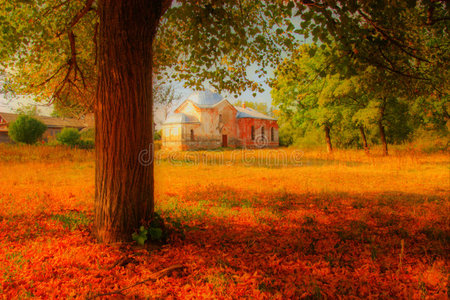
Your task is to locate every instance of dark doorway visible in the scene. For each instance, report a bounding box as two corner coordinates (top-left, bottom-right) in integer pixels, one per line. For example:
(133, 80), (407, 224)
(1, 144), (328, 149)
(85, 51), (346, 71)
(222, 135), (228, 147)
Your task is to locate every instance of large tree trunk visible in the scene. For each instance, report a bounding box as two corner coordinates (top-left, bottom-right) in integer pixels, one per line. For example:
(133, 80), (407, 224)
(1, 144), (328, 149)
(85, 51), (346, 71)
(378, 101), (388, 156)
(94, 0), (170, 243)
(359, 125), (369, 152)
(324, 125), (332, 153)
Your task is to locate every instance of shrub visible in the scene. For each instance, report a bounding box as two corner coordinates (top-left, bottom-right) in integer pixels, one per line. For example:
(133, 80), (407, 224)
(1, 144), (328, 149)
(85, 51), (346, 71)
(77, 139), (95, 149)
(154, 130), (162, 141)
(80, 128), (95, 140)
(56, 128), (81, 146)
(8, 115), (47, 144)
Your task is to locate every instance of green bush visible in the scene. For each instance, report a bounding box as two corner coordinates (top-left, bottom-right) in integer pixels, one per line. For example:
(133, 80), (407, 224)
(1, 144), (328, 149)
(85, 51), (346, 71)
(80, 128), (95, 140)
(56, 128), (81, 146)
(8, 115), (47, 144)
(278, 122), (295, 147)
(77, 139), (95, 149)
(154, 129), (162, 141)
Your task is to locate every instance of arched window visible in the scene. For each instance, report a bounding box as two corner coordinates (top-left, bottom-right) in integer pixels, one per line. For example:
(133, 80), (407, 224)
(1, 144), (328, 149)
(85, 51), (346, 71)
(251, 126), (255, 140)
(261, 126), (265, 138)
(190, 129), (194, 141)
(271, 127), (274, 141)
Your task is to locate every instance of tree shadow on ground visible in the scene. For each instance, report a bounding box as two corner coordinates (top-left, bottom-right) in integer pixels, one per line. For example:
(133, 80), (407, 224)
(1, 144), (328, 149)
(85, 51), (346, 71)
(152, 185), (449, 298)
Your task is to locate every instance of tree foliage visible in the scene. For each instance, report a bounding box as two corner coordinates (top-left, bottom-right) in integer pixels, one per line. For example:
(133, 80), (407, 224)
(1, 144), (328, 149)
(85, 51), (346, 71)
(271, 44), (421, 152)
(1, 1), (447, 106)
(154, 0), (297, 94)
(0, 0), (97, 108)
(0, 0), (298, 101)
(8, 115), (47, 144)
(271, 44), (345, 151)
(15, 104), (41, 116)
(292, 0), (449, 94)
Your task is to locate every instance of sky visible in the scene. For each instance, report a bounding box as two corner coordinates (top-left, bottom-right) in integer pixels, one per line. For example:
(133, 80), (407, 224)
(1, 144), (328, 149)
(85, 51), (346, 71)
(0, 65), (276, 119)
(171, 64), (275, 105)
(0, 94), (54, 116)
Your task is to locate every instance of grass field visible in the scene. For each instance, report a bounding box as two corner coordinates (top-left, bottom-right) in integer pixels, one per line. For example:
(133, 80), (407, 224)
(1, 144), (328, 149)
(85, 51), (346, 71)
(0, 145), (449, 298)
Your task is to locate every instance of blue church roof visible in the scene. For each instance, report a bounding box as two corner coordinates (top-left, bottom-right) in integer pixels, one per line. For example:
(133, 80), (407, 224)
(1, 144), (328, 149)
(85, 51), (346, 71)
(235, 106), (276, 120)
(187, 90), (223, 107)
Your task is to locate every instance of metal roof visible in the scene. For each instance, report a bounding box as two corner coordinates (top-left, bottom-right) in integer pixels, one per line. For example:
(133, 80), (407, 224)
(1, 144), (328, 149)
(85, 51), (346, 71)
(235, 106), (276, 120)
(186, 90), (223, 108)
(164, 90), (276, 124)
(0, 112), (88, 128)
(163, 113), (200, 125)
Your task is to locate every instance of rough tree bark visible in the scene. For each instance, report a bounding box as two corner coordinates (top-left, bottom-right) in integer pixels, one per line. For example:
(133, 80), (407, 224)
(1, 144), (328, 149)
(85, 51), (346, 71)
(95, 0), (172, 243)
(324, 125), (333, 153)
(378, 100), (388, 156)
(359, 125), (369, 152)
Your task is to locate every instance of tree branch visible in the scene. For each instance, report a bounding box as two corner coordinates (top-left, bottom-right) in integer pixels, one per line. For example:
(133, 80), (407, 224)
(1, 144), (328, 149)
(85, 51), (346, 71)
(41, 0), (94, 102)
(68, 31), (77, 80)
(93, 22), (99, 66)
(69, 0), (95, 29)
(56, 0), (95, 37)
(377, 45), (400, 73)
(368, 58), (429, 81)
(33, 63), (66, 87)
(54, 64), (72, 98)
(298, 0), (325, 9)
(358, 9), (431, 64)
(87, 264), (184, 299)
(43, 0), (71, 17)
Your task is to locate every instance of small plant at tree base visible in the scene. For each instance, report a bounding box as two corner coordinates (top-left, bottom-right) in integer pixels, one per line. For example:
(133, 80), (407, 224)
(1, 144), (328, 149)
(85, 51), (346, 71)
(132, 226), (149, 246)
(8, 115), (47, 144)
(56, 128), (81, 147)
(132, 213), (166, 246)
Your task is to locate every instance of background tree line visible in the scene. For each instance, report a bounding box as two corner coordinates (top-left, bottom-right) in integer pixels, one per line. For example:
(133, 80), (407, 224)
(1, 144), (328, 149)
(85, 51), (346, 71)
(271, 43), (448, 155)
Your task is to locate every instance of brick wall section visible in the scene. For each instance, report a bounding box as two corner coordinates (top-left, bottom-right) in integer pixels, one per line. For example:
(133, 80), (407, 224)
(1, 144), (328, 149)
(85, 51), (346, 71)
(0, 131), (11, 143)
(238, 118), (279, 148)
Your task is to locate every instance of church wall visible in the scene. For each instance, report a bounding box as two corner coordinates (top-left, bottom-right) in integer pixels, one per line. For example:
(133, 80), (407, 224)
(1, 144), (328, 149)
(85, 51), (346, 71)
(238, 118), (279, 148)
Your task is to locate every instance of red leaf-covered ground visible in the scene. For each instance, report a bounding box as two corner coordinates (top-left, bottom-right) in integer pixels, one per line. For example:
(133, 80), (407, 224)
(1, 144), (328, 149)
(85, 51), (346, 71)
(0, 146), (448, 298)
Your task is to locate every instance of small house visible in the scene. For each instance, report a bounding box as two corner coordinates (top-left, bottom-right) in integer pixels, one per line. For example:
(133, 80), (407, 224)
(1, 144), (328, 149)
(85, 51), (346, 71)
(162, 90), (279, 150)
(0, 112), (92, 143)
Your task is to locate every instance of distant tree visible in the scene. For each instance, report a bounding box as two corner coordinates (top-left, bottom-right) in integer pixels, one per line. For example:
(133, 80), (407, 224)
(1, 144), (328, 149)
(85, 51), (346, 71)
(277, 115), (296, 147)
(410, 94), (450, 135)
(15, 105), (41, 116)
(51, 100), (87, 119)
(272, 44), (346, 153)
(56, 128), (81, 146)
(234, 100), (272, 116)
(8, 115), (47, 144)
(153, 83), (182, 125)
(346, 66), (414, 155)
(273, 43), (417, 155)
